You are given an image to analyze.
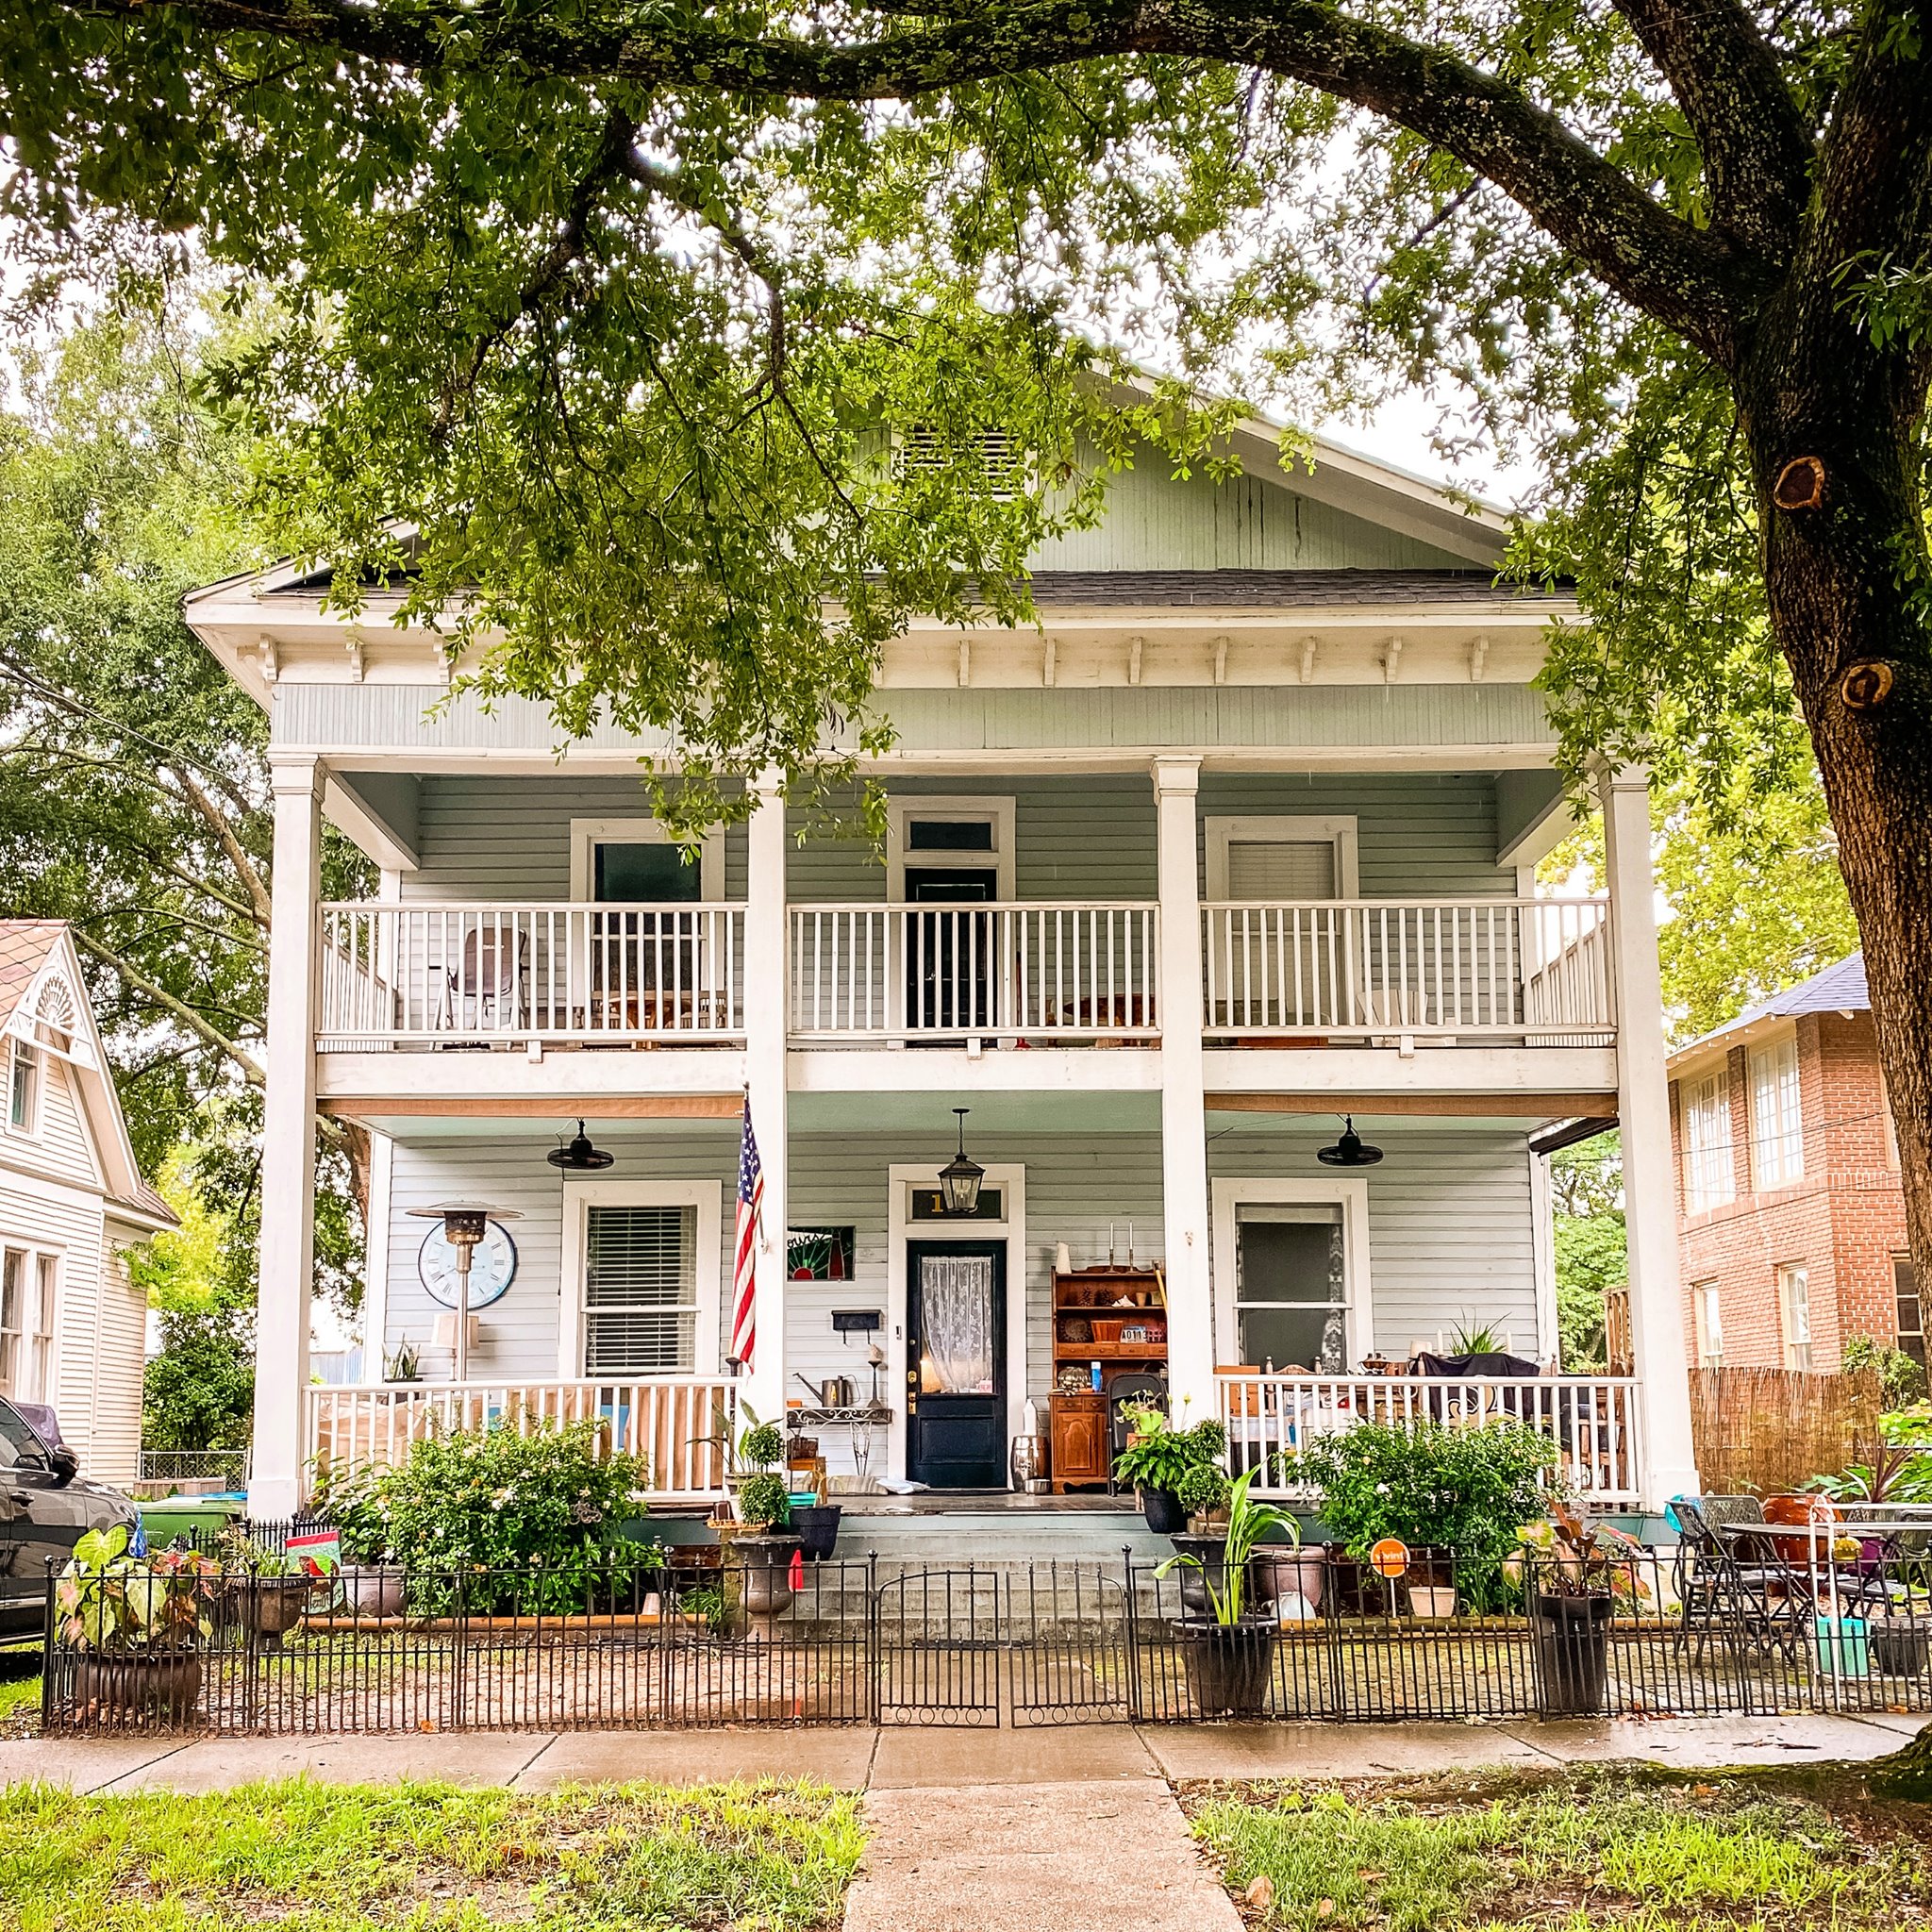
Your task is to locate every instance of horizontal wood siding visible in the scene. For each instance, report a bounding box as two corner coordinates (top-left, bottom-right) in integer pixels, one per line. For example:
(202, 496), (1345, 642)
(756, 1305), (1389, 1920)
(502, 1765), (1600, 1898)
(1196, 772), (1511, 896)
(401, 776), (748, 903)
(385, 1126), (1540, 1399)
(1027, 463), (1471, 573)
(87, 1230), (150, 1486)
(274, 681), (1557, 757)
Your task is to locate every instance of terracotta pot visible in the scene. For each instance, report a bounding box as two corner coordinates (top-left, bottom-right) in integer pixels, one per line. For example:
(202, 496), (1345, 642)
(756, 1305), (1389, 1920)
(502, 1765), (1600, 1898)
(1407, 1584), (1458, 1620)
(1251, 1548), (1324, 1611)
(75, 1652), (203, 1719)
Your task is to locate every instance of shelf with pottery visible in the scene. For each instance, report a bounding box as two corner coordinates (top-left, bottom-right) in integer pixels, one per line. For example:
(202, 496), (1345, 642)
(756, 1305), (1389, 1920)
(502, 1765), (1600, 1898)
(1048, 1256), (1168, 1493)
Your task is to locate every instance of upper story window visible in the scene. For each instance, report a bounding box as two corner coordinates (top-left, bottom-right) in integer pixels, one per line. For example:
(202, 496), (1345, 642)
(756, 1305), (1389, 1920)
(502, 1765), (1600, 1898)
(1205, 815), (1362, 902)
(1681, 1071), (1734, 1212)
(1750, 1035), (1804, 1189)
(1777, 1262), (1811, 1370)
(6, 1041), (37, 1135)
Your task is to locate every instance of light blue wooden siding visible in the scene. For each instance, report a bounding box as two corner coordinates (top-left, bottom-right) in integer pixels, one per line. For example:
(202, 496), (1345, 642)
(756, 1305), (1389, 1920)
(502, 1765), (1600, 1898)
(1196, 773), (1511, 896)
(398, 776), (748, 902)
(384, 1124), (1538, 1394)
(1027, 461), (1471, 572)
(274, 681), (1556, 758)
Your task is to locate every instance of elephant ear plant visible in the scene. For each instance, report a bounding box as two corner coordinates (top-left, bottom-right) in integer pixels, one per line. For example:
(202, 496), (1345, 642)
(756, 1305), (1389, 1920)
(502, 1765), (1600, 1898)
(57, 1524), (216, 1653)
(1156, 1470), (1298, 1625)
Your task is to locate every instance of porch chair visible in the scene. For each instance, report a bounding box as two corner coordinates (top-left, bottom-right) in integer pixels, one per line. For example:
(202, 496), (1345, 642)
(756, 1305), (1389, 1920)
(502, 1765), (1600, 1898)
(441, 925), (529, 1037)
(1105, 1372), (1167, 1495)
(1671, 1494), (1815, 1666)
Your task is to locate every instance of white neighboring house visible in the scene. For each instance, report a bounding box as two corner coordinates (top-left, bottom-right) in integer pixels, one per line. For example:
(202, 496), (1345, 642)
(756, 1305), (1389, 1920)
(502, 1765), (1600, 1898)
(0, 922), (175, 1484)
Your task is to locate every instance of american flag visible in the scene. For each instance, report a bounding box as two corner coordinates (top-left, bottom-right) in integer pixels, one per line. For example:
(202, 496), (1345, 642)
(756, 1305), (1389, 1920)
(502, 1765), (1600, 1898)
(731, 1094), (763, 1369)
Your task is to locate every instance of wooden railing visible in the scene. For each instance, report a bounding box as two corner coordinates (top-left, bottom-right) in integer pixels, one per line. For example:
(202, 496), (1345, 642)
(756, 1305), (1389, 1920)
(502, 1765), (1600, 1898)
(1218, 1371), (1644, 1506)
(304, 1377), (736, 1498)
(1201, 897), (1614, 1041)
(317, 902), (746, 1046)
(790, 902), (1159, 1042)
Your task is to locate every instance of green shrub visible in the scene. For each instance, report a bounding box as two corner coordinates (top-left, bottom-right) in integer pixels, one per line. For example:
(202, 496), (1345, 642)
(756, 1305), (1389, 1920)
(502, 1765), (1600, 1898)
(1293, 1420), (1555, 1607)
(736, 1471), (791, 1528)
(1844, 1336), (1928, 1409)
(739, 1421), (785, 1471)
(373, 1415), (648, 1612)
(1176, 1461), (1231, 1519)
(1113, 1413), (1224, 1493)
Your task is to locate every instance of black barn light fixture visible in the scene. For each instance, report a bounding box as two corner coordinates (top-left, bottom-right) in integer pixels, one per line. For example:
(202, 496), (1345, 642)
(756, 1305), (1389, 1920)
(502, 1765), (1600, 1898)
(547, 1119), (615, 1173)
(1317, 1115), (1384, 1169)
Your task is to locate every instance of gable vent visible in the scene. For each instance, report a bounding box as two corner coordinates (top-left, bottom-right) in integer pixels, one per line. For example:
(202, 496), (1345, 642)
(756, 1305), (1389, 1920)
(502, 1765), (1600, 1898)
(895, 425), (1021, 497)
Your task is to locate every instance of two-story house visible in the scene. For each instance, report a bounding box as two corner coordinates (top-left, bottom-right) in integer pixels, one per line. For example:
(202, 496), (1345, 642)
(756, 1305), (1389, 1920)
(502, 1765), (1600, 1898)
(1669, 952), (1914, 1374)
(0, 921), (175, 1483)
(184, 418), (1697, 1518)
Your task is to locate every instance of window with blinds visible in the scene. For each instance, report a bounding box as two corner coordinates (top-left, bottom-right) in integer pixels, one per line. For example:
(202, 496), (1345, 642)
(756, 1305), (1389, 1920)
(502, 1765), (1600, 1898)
(582, 1206), (698, 1374)
(1681, 1072), (1735, 1211)
(1751, 1036), (1804, 1189)
(1225, 839), (1338, 900)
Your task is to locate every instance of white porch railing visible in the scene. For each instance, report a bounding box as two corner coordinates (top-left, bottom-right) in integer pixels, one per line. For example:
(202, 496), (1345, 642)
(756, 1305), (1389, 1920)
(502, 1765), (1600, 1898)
(317, 902), (746, 1047)
(790, 902), (1159, 1042)
(1201, 897), (1614, 1041)
(305, 1377), (736, 1498)
(1219, 1372), (1644, 1507)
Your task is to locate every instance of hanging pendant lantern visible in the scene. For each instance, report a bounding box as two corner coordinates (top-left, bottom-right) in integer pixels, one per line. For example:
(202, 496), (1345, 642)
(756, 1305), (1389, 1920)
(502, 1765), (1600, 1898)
(937, 1107), (986, 1215)
(1317, 1115), (1384, 1168)
(547, 1120), (615, 1172)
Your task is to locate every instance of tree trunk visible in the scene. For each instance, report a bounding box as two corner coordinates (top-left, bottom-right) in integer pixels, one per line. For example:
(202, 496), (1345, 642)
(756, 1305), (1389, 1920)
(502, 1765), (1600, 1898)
(1737, 288), (1932, 1331)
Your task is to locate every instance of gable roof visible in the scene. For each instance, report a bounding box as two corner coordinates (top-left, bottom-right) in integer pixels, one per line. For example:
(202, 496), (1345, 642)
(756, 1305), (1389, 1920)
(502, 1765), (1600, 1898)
(1668, 951), (1871, 1072)
(0, 921), (177, 1232)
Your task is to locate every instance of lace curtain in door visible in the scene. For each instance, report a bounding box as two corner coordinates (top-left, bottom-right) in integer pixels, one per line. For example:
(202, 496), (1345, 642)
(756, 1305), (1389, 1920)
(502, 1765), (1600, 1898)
(919, 1254), (996, 1393)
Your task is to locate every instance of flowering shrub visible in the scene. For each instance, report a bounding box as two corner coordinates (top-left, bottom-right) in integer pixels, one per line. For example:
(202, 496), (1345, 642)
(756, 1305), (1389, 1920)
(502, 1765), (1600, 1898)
(375, 1415), (649, 1612)
(1293, 1419), (1555, 1608)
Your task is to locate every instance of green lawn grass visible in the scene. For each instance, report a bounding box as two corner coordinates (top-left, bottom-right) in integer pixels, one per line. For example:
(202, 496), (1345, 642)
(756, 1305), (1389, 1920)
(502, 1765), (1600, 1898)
(0, 1674), (41, 1725)
(0, 1778), (866, 1932)
(1189, 1769), (1926, 1932)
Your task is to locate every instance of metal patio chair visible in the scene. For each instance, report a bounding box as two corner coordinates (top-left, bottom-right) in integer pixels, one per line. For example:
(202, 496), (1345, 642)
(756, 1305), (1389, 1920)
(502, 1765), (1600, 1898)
(1673, 1494), (1816, 1666)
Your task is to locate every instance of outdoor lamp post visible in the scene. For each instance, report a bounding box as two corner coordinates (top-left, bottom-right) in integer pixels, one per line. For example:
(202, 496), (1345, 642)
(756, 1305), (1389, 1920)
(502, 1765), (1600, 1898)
(937, 1107), (986, 1216)
(408, 1201), (522, 1381)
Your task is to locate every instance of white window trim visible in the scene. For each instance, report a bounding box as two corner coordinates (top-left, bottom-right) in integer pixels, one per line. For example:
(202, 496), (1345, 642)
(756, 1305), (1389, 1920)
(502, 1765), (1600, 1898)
(558, 1178), (723, 1378)
(1204, 815), (1361, 901)
(885, 1162), (1026, 1487)
(0, 1238), (60, 1406)
(1680, 1068), (1734, 1212)
(1777, 1261), (1811, 1369)
(1210, 1177), (1373, 1369)
(1750, 1029), (1804, 1191)
(1693, 1279), (1724, 1366)
(567, 818), (724, 903)
(886, 795), (1017, 902)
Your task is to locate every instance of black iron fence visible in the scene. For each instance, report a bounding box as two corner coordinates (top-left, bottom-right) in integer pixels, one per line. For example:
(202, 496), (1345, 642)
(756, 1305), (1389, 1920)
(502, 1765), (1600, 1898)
(41, 1544), (1932, 1735)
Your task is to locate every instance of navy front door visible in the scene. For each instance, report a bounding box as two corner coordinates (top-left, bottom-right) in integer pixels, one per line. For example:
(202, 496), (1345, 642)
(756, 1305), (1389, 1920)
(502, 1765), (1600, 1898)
(907, 1241), (1006, 1488)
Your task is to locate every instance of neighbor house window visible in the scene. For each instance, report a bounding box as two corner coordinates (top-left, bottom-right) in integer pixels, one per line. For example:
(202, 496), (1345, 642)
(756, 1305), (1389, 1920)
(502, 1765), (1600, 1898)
(1751, 1036), (1805, 1189)
(1896, 1257), (1924, 1371)
(6, 1041), (37, 1133)
(1777, 1263), (1812, 1370)
(0, 1247), (56, 1403)
(1681, 1072), (1734, 1211)
(581, 1205), (698, 1374)
(1693, 1281), (1724, 1367)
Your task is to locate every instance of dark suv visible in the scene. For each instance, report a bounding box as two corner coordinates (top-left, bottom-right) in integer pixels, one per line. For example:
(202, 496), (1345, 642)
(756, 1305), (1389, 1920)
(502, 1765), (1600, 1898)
(0, 1397), (141, 1635)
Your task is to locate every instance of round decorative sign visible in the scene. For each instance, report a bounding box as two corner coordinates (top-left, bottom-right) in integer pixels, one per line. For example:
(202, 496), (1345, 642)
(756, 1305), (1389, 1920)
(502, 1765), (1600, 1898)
(1369, 1537), (1410, 1579)
(416, 1219), (519, 1309)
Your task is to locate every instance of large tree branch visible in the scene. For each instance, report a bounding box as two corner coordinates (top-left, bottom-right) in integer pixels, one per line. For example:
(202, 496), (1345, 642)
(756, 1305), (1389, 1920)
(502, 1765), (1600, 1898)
(1810, 7), (1932, 269)
(70, 925), (268, 1082)
(168, 763), (273, 927)
(1606, 0), (1812, 259)
(69, 0), (1748, 349)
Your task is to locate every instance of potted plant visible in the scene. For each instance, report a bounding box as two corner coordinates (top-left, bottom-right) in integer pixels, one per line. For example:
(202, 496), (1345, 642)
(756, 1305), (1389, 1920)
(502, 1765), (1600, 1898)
(1113, 1410), (1223, 1535)
(56, 1525), (216, 1717)
(1406, 1574), (1458, 1619)
(1157, 1470), (1297, 1715)
(213, 1531), (319, 1646)
(732, 1470), (802, 1616)
(1517, 1506), (1631, 1714)
(308, 1457), (404, 1618)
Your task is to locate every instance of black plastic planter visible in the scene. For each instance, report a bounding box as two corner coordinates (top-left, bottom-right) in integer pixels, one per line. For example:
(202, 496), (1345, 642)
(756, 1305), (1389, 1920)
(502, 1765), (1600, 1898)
(1873, 1619), (1931, 1676)
(1141, 1487), (1188, 1535)
(1532, 1591), (1613, 1714)
(790, 1505), (843, 1561)
(1169, 1531), (1228, 1618)
(1175, 1617), (1277, 1716)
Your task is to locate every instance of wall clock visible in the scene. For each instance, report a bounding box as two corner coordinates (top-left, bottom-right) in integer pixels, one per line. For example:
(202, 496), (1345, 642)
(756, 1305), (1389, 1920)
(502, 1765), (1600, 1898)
(417, 1219), (519, 1308)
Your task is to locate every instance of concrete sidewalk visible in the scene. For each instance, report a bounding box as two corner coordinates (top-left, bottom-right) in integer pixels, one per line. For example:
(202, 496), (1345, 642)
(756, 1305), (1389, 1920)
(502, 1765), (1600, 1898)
(0, 1709), (1923, 1796)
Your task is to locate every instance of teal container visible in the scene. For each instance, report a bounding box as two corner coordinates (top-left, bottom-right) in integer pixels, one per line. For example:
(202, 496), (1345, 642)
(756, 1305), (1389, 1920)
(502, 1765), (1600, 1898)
(1814, 1614), (1870, 1677)
(138, 1497), (246, 1547)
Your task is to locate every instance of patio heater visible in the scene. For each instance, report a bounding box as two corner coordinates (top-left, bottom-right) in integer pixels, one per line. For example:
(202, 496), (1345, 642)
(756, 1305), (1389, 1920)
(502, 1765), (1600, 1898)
(409, 1201), (522, 1381)
(937, 1108), (986, 1216)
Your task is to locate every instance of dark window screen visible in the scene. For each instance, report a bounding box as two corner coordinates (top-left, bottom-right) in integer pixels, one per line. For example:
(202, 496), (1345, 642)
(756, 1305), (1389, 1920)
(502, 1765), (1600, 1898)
(594, 842), (701, 902)
(908, 819), (994, 852)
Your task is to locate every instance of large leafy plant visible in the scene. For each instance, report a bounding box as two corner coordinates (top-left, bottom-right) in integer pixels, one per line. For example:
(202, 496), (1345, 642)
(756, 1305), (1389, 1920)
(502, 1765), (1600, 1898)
(1294, 1421), (1555, 1609)
(57, 1525), (216, 1654)
(1113, 1413), (1225, 1495)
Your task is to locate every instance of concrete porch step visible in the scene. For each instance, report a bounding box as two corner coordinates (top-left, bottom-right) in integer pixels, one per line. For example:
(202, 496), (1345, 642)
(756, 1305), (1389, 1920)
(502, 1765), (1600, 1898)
(833, 1507), (1172, 1569)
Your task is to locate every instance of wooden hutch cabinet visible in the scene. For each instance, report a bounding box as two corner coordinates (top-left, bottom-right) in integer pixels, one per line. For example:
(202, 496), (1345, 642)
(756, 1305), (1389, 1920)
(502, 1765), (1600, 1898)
(1047, 1264), (1168, 1493)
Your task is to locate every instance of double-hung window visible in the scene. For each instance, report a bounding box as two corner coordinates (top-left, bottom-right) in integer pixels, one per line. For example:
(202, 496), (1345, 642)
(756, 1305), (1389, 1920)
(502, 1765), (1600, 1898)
(582, 1205), (700, 1374)
(6, 1041), (36, 1133)
(1751, 1036), (1805, 1189)
(1693, 1280), (1724, 1366)
(0, 1247), (56, 1402)
(1778, 1263), (1812, 1370)
(1681, 1072), (1734, 1211)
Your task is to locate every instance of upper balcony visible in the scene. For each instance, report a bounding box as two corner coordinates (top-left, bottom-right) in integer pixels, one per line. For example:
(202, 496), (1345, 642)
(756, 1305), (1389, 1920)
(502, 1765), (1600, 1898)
(316, 895), (1612, 1053)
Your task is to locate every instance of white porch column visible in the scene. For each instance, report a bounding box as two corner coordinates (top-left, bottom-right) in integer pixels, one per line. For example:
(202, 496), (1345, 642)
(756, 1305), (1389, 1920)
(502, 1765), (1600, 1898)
(1597, 759), (1699, 1507)
(741, 774), (790, 1424)
(251, 756), (324, 1519)
(1155, 756), (1215, 1421)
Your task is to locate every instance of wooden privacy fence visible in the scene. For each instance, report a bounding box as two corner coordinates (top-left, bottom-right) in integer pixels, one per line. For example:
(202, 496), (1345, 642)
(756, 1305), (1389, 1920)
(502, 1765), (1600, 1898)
(1689, 1366), (1884, 1494)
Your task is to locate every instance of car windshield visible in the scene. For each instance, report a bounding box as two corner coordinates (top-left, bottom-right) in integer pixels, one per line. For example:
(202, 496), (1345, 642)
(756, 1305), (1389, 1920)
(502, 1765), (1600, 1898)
(0, 1402), (49, 1471)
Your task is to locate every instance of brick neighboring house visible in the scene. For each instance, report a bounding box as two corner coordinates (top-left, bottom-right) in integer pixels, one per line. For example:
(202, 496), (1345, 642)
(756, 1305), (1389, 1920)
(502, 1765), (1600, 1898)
(1667, 953), (1917, 1375)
